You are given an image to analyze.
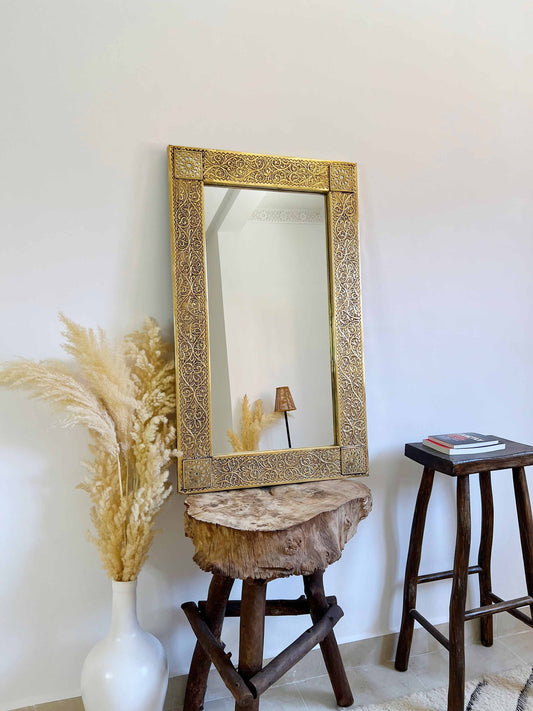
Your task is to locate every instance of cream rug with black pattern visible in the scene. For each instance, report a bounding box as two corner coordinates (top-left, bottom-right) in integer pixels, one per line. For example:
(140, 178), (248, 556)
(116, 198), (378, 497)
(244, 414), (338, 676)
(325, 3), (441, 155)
(354, 665), (533, 710)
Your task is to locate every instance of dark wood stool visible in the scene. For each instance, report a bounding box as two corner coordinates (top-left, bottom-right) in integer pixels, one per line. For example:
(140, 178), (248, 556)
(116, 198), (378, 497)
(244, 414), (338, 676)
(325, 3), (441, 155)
(395, 437), (533, 711)
(181, 479), (372, 710)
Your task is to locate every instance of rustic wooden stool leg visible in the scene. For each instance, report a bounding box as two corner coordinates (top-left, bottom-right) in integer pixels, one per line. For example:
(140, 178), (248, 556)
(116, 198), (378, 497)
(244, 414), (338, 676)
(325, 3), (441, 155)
(478, 471), (494, 646)
(395, 467), (435, 671)
(448, 475), (471, 711)
(184, 574), (235, 711)
(304, 570), (354, 707)
(236, 579), (267, 711)
(512, 466), (533, 620)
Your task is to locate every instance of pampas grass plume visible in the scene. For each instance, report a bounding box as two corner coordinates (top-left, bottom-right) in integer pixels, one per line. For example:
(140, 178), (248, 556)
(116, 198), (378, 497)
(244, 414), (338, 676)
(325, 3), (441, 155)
(0, 315), (180, 581)
(227, 394), (279, 452)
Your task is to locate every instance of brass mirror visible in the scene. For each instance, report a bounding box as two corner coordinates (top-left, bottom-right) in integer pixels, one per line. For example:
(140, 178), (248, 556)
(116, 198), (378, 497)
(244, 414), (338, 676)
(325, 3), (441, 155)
(168, 145), (368, 493)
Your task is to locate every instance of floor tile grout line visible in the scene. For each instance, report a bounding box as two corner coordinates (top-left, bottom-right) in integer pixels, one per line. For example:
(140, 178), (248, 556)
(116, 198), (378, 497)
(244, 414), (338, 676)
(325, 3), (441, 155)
(389, 637), (523, 690)
(497, 635), (529, 665)
(294, 681), (311, 710)
(491, 637), (528, 666)
(410, 662), (445, 692)
(12, 630), (533, 711)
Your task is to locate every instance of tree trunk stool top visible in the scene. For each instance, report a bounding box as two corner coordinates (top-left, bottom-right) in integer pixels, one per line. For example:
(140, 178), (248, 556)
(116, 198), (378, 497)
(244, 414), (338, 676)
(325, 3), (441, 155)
(185, 478), (372, 580)
(182, 479), (372, 710)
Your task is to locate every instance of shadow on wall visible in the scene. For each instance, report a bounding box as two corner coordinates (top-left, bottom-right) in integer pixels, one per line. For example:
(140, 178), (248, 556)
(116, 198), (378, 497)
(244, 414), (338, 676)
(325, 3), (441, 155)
(377, 448), (477, 635)
(112, 144), (174, 336)
(137, 466), (213, 676)
(378, 449), (457, 631)
(106, 142), (217, 672)
(0, 389), (207, 705)
(0, 142), (187, 707)
(321, 447), (459, 644)
(0, 392), (98, 705)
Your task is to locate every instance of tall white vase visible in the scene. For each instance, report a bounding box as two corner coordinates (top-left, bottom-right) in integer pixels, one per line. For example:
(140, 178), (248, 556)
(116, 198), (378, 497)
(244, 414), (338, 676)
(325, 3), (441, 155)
(81, 579), (168, 711)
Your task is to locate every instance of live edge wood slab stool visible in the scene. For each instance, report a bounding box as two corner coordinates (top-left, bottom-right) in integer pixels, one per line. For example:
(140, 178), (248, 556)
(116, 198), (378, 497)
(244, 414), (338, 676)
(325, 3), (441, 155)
(395, 437), (533, 711)
(181, 479), (372, 711)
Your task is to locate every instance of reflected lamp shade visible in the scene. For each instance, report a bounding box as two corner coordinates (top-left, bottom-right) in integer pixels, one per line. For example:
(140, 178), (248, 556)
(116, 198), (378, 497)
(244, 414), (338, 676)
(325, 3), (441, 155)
(274, 386), (296, 413)
(274, 386), (296, 449)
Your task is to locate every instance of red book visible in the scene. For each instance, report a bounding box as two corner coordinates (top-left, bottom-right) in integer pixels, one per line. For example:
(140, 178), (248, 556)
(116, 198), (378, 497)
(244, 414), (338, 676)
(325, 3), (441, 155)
(422, 433), (505, 456)
(427, 433), (499, 449)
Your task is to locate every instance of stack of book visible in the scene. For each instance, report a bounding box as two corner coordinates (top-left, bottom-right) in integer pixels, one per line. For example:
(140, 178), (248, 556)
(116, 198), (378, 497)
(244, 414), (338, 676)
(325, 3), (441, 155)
(422, 433), (505, 455)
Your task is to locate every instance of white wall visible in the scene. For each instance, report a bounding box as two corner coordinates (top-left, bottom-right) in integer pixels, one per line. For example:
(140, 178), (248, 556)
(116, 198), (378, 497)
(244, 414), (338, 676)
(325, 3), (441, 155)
(1, 1), (532, 707)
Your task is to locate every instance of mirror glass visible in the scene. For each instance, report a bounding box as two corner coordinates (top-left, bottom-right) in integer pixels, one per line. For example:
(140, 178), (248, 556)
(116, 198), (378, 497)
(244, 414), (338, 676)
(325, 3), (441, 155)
(205, 185), (335, 455)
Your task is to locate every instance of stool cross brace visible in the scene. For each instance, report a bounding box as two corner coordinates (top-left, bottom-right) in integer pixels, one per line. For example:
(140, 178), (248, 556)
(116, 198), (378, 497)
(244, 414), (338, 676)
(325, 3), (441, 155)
(182, 570), (353, 710)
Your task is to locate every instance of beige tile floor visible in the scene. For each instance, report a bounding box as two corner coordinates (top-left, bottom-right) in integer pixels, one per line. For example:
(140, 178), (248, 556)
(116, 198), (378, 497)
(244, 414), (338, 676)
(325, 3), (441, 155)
(11, 624), (533, 710)
(199, 627), (533, 711)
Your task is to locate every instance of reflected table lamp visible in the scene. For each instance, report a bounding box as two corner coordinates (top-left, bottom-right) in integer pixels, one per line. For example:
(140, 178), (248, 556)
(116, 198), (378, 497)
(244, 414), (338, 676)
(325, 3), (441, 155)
(274, 386), (296, 449)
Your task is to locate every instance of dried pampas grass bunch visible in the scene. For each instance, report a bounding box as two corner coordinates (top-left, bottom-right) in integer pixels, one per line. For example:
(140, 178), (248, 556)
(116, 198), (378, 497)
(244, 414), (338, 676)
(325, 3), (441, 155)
(0, 315), (179, 581)
(227, 395), (279, 452)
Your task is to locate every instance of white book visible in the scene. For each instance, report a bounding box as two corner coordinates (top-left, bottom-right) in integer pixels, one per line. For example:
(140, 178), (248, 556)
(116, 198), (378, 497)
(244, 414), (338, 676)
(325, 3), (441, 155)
(422, 439), (506, 456)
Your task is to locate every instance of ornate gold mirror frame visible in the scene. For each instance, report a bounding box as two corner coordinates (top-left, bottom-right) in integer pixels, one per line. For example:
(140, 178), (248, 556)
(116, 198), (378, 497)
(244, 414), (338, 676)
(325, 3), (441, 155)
(168, 145), (368, 493)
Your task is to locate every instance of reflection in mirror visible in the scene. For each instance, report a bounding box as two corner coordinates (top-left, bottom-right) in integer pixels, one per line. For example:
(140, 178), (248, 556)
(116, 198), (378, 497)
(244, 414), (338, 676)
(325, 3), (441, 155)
(205, 186), (335, 455)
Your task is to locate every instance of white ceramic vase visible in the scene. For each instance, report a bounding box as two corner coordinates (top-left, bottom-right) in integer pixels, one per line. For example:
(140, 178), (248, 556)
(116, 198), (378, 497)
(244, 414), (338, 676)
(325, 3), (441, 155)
(81, 579), (168, 711)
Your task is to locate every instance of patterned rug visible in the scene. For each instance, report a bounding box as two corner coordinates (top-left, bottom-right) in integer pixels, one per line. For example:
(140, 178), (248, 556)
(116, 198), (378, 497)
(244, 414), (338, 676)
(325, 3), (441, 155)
(354, 665), (533, 710)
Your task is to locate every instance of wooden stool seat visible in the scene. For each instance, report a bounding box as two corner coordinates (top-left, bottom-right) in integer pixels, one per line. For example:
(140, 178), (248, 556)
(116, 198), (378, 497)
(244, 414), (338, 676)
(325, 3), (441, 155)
(185, 479), (372, 580)
(182, 479), (372, 710)
(395, 437), (533, 711)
